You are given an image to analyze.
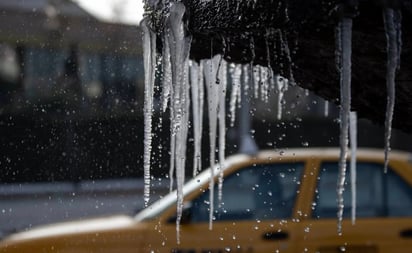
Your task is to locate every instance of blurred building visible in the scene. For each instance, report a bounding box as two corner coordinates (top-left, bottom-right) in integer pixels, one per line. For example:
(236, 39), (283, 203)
(0, 0), (148, 185)
(0, 0), (143, 115)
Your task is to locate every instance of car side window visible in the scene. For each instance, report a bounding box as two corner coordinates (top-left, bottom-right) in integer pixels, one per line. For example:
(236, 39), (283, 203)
(313, 162), (412, 219)
(190, 163), (304, 223)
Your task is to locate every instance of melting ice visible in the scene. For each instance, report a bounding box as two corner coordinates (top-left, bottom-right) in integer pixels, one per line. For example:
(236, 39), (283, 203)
(141, 0), (404, 240)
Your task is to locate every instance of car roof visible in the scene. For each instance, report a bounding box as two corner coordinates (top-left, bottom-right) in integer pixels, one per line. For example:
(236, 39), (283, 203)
(135, 147), (412, 221)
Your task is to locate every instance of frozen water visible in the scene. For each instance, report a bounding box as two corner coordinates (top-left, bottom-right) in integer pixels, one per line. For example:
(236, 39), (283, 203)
(190, 60), (204, 177)
(349, 111), (357, 225)
(260, 66), (270, 103)
(336, 17), (352, 235)
(383, 8), (402, 173)
(161, 35), (172, 112)
(165, 2), (192, 243)
(141, 18), (157, 207)
(276, 75), (288, 120)
(203, 54), (226, 229)
(253, 65), (260, 99)
(218, 60), (227, 204)
(141, 0), (405, 241)
(229, 63), (242, 127)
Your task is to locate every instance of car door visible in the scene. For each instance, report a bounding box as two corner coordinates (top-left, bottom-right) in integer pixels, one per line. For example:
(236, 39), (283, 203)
(297, 159), (412, 253)
(144, 161), (306, 253)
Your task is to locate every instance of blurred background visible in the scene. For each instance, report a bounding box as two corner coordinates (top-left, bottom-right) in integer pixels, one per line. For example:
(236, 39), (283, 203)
(0, 0), (411, 239)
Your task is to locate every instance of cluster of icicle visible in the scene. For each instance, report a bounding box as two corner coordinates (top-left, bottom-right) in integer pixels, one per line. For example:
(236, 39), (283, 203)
(141, 1), (290, 243)
(335, 7), (402, 234)
(142, 1), (403, 240)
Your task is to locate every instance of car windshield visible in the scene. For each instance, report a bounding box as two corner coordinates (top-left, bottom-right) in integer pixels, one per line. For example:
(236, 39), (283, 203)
(135, 154), (252, 221)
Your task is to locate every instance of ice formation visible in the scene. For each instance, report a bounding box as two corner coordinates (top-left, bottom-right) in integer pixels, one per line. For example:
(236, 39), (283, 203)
(336, 17), (352, 235)
(203, 55), (227, 229)
(164, 2), (192, 242)
(383, 8), (402, 173)
(349, 111), (357, 225)
(228, 63), (242, 127)
(141, 18), (157, 207)
(141, 0), (404, 240)
(189, 61), (204, 177)
(276, 75), (288, 120)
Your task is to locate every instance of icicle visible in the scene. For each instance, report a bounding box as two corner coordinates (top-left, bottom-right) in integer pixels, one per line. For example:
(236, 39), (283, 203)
(324, 100), (330, 117)
(218, 60), (227, 205)
(336, 17), (352, 235)
(190, 60), (204, 177)
(169, 123), (176, 192)
(260, 66), (270, 103)
(242, 64), (250, 96)
(141, 18), (157, 207)
(203, 55), (222, 230)
(229, 63), (242, 127)
(161, 34), (172, 112)
(253, 65), (260, 99)
(165, 2), (191, 243)
(349, 111), (357, 225)
(276, 75), (288, 120)
(382, 8), (402, 173)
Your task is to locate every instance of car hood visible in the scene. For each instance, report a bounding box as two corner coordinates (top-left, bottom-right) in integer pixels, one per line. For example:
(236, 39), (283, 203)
(3, 215), (135, 242)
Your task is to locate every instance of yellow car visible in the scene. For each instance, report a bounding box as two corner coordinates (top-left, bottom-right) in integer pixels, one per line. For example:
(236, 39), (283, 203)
(2, 148), (412, 253)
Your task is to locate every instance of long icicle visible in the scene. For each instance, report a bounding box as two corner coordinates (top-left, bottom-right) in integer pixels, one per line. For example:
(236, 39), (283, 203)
(229, 64), (242, 127)
(203, 55), (221, 230)
(162, 34), (172, 113)
(336, 17), (352, 235)
(165, 2), (191, 243)
(218, 60), (227, 204)
(349, 111), (357, 225)
(190, 61), (204, 177)
(382, 8), (401, 173)
(141, 18), (156, 207)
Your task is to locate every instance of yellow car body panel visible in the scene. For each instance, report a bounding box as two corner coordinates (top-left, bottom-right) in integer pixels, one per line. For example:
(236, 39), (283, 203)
(1, 148), (412, 253)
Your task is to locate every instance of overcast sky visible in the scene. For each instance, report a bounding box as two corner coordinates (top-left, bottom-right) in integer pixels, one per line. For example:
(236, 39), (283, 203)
(73, 0), (143, 25)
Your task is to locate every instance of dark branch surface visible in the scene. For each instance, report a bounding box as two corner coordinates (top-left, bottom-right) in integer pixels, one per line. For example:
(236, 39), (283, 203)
(146, 0), (412, 134)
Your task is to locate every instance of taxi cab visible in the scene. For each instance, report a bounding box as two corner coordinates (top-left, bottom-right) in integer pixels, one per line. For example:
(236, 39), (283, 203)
(1, 148), (412, 253)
